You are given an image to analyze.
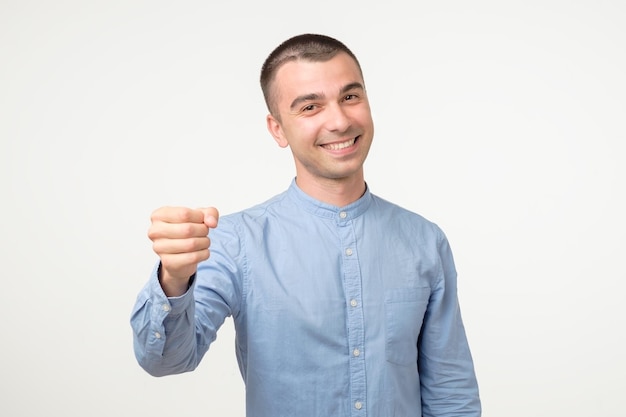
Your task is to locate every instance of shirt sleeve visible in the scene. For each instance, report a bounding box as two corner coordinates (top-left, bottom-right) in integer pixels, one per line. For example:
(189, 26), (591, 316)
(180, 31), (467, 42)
(418, 229), (482, 416)
(130, 217), (244, 377)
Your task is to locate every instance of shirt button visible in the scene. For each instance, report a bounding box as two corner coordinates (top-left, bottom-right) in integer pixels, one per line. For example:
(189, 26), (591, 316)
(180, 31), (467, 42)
(353, 348), (360, 357)
(350, 299), (357, 307)
(154, 332), (162, 339)
(339, 211), (347, 219)
(162, 304), (171, 312)
(345, 248), (353, 256)
(355, 401), (363, 410)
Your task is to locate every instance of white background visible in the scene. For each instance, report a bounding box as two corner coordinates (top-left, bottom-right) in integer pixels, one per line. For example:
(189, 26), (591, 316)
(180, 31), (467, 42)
(1, 1), (624, 416)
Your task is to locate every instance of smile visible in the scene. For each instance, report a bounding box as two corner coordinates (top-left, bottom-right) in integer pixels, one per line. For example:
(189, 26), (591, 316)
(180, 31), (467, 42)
(321, 137), (358, 151)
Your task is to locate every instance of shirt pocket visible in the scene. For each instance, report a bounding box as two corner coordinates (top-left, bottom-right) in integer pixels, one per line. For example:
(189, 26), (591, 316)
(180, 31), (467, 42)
(384, 287), (430, 366)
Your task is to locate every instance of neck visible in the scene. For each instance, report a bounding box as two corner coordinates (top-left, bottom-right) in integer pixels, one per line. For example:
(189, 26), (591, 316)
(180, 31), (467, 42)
(295, 172), (366, 207)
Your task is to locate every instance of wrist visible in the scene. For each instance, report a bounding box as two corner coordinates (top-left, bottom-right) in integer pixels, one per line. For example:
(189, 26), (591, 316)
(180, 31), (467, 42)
(158, 263), (194, 297)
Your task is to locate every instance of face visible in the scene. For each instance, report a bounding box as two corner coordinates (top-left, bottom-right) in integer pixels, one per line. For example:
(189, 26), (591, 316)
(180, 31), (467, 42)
(266, 52), (374, 189)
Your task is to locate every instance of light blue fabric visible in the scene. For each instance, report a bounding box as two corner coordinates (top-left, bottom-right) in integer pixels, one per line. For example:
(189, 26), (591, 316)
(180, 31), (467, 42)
(131, 179), (481, 416)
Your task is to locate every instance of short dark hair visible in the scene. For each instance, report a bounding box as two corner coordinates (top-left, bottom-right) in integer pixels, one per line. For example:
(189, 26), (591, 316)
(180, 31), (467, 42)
(260, 34), (363, 116)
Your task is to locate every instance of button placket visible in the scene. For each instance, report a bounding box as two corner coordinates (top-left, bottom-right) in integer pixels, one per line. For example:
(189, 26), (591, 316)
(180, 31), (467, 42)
(337, 210), (366, 415)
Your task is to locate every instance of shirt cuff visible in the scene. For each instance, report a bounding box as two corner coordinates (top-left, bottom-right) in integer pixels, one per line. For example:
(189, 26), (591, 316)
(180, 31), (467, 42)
(149, 262), (196, 316)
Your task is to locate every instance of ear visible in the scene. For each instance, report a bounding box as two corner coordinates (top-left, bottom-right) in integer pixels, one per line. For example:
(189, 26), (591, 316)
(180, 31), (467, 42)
(266, 114), (289, 148)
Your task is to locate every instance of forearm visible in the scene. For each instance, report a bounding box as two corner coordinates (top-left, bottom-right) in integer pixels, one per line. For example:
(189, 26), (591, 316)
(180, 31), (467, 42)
(419, 233), (481, 416)
(419, 329), (481, 416)
(130, 265), (203, 376)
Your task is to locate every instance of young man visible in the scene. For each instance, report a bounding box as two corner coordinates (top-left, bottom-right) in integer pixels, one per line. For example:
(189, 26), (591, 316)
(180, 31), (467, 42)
(131, 33), (481, 416)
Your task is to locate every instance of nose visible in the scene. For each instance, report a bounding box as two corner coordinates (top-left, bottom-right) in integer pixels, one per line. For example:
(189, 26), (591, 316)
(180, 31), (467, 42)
(323, 103), (351, 133)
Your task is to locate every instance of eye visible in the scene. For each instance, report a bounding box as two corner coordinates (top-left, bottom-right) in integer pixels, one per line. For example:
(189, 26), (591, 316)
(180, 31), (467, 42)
(344, 94), (358, 102)
(302, 104), (316, 112)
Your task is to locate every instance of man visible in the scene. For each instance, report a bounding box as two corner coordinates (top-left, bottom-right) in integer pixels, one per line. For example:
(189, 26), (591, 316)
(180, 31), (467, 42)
(131, 33), (481, 416)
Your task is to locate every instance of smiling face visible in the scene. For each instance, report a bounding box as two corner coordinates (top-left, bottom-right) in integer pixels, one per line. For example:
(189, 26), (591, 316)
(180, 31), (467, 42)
(266, 52), (374, 197)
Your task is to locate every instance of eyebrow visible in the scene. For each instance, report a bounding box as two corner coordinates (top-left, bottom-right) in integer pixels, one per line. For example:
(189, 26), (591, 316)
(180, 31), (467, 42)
(289, 82), (365, 111)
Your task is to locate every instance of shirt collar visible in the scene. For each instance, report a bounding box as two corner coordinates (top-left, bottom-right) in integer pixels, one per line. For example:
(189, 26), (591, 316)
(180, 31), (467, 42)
(286, 178), (373, 220)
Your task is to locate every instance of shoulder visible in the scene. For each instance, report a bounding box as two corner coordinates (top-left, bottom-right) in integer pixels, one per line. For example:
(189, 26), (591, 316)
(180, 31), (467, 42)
(217, 189), (291, 229)
(369, 193), (447, 243)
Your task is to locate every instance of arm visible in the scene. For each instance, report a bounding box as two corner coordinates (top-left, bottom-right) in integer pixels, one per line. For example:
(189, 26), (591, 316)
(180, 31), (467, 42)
(418, 231), (481, 416)
(130, 206), (241, 377)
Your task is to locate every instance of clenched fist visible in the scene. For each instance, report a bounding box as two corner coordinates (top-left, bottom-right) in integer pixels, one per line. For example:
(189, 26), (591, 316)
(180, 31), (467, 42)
(148, 206), (219, 296)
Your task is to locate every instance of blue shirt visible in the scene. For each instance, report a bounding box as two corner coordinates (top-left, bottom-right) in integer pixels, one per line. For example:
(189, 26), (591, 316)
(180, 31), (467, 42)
(131, 180), (481, 416)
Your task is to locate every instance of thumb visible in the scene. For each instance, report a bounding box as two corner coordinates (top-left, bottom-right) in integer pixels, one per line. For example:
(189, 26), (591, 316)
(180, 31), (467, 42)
(199, 207), (219, 228)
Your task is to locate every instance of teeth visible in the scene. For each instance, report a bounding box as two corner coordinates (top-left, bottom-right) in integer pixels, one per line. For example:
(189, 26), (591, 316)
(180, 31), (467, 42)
(323, 138), (356, 150)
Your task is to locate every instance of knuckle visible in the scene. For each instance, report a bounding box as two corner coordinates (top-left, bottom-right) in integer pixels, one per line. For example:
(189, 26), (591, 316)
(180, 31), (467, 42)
(174, 209), (189, 223)
(185, 249), (209, 265)
(175, 207), (197, 223)
(182, 239), (198, 252)
(151, 239), (164, 254)
(182, 222), (198, 237)
(147, 226), (158, 240)
(150, 206), (169, 222)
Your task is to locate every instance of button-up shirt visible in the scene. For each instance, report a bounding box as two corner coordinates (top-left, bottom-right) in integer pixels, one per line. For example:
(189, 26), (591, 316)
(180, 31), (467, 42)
(131, 180), (481, 416)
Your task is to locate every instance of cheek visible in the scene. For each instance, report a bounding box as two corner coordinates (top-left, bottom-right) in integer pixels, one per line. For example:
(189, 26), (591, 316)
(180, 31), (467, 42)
(356, 110), (374, 129)
(288, 121), (319, 144)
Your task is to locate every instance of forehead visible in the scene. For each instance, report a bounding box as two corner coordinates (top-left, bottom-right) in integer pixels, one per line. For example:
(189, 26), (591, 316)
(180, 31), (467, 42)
(272, 53), (363, 101)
